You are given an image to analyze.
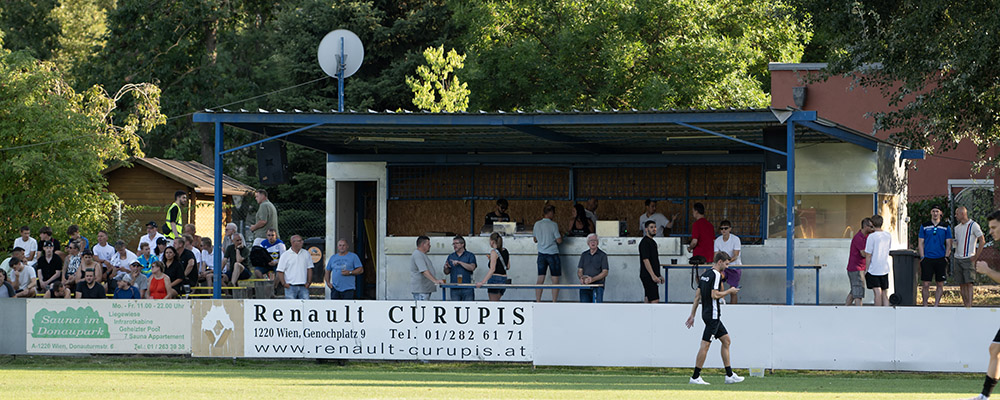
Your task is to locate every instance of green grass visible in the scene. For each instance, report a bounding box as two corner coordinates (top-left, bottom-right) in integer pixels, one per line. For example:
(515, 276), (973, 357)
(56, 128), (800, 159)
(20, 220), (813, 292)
(0, 356), (985, 399)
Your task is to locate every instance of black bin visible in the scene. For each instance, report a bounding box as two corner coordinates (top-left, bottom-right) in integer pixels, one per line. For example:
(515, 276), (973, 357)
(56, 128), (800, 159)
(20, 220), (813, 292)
(889, 249), (919, 306)
(303, 237), (326, 284)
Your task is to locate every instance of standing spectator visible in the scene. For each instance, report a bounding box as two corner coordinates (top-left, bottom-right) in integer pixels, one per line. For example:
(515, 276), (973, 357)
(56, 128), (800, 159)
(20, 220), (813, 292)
(38, 226), (62, 259)
(62, 243), (82, 290)
(223, 233), (251, 286)
(44, 280), (71, 298)
(533, 205), (563, 302)
(577, 233), (609, 303)
(138, 222), (164, 253)
(638, 200), (676, 237)
(75, 268), (105, 299)
(113, 274), (141, 299)
(918, 204), (953, 307)
(276, 235), (313, 300)
(713, 220), (742, 304)
(136, 243), (157, 276)
(954, 206), (986, 308)
(443, 236), (476, 301)
(685, 252), (744, 385)
(864, 215), (892, 307)
(255, 228), (285, 279)
(249, 189), (279, 246)
(147, 261), (174, 299)
(970, 210), (1000, 400)
(567, 204), (594, 237)
(477, 232), (510, 302)
(35, 241), (63, 292)
(585, 198), (599, 227)
(11, 258), (37, 297)
(14, 226), (38, 268)
(639, 220), (663, 303)
(128, 261), (149, 299)
(200, 237), (215, 286)
(176, 236), (199, 287)
(221, 223), (238, 252)
(165, 190), (187, 243)
(484, 198), (511, 226)
(66, 224), (89, 251)
(91, 231), (116, 279)
(845, 218), (874, 306)
(160, 246), (184, 295)
(0, 269), (12, 298)
(688, 203), (715, 261)
(110, 240), (138, 281)
(410, 235), (443, 301)
(0, 247), (25, 276)
(324, 239), (364, 300)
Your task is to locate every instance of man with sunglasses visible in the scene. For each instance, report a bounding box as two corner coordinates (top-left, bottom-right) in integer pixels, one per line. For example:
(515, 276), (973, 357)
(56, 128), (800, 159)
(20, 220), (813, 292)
(713, 220), (742, 304)
(919, 204), (952, 307)
(484, 198), (511, 226)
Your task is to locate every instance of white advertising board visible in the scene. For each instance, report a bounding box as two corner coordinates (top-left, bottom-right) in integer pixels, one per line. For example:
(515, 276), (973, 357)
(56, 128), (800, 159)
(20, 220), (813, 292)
(25, 300), (190, 354)
(242, 300), (532, 361)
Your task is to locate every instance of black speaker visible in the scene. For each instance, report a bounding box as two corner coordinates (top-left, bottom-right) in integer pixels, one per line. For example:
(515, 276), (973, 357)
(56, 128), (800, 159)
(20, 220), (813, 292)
(257, 141), (288, 185)
(762, 126), (788, 171)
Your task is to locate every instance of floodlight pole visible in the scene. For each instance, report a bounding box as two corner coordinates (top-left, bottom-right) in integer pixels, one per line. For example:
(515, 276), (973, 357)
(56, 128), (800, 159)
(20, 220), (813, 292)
(337, 37), (345, 112)
(785, 121), (796, 305)
(213, 121), (223, 299)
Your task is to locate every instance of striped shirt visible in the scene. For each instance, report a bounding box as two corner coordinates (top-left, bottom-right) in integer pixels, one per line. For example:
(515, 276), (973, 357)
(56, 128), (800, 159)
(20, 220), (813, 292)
(954, 220), (984, 259)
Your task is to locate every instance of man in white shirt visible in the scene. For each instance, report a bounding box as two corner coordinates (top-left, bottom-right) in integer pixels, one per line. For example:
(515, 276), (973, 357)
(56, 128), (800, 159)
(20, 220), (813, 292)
(638, 199), (677, 237)
(137, 221), (165, 253)
(110, 240), (138, 281)
(276, 235), (313, 300)
(91, 230), (116, 278)
(954, 206), (986, 308)
(713, 220), (742, 304)
(863, 215), (892, 307)
(14, 226), (37, 268)
(11, 257), (36, 298)
(585, 198), (599, 226)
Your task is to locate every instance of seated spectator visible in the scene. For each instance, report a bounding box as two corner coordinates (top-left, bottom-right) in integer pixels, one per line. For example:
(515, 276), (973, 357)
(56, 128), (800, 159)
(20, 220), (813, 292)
(221, 223), (238, 253)
(0, 269), (14, 298)
(35, 241), (63, 292)
(254, 228), (285, 280)
(183, 224), (202, 251)
(1, 247), (26, 276)
(14, 225), (38, 268)
(62, 242), (82, 290)
(154, 237), (168, 258)
(67, 224), (89, 251)
(136, 242), (157, 276)
(147, 261), (174, 299)
(200, 237), (215, 286)
(110, 240), (138, 280)
(77, 249), (101, 284)
(160, 246), (185, 295)
(128, 261), (149, 298)
(223, 233), (251, 286)
(44, 280), (71, 298)
(11, 258), (37, 298)
(91, 231), (115, 277)
(137, 221), (164, 253)
(38, 226), (63, 259)
(75, 269), (106, 299)
(178, 235), (200, 287)
(113, 274), (141, 299)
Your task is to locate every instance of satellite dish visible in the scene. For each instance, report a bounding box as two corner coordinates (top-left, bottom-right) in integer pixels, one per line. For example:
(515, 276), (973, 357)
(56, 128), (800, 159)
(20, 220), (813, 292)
(317, 29), (364, 79)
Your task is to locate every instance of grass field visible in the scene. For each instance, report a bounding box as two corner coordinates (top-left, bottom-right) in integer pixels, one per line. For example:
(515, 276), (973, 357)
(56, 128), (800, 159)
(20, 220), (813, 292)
(0, 356), (987, 399)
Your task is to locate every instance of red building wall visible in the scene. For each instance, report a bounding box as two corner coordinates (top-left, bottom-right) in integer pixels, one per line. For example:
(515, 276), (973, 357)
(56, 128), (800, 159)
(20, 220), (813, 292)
(769, 64), (990, 201)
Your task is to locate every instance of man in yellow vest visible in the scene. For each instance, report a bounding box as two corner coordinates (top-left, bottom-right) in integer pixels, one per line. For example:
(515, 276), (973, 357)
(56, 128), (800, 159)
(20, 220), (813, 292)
(165, 190), (188, 244)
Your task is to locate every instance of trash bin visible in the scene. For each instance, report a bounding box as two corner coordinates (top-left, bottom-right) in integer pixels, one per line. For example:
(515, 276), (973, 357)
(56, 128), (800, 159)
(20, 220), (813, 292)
(890, 249), (920, 306)
(303, 237), (326, 284)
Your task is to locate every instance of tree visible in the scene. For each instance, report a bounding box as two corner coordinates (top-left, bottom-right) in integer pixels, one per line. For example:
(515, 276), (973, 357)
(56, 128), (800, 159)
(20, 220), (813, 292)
(406, 45), (470, 112)
(0, 45), (164, 248)
(452, 0), (811, 111)
(808, 0), (1000, 170)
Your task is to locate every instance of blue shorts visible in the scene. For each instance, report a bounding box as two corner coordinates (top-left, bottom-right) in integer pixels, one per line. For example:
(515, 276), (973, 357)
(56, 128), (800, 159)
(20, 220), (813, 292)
(537, 253), (562, 276)
(487, 275), (509, 295)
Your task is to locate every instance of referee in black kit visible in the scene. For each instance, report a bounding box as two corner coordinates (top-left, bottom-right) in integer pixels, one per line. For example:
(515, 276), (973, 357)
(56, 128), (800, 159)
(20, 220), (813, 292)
(685, 251), (744, 385)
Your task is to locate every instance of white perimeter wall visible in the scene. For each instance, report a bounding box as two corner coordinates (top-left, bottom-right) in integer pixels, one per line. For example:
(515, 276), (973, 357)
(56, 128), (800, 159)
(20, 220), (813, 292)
(534, 303), (996, 372)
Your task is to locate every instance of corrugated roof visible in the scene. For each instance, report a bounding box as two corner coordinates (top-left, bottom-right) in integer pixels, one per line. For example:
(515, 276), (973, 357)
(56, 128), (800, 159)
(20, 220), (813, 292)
(106, 158), (256, 196)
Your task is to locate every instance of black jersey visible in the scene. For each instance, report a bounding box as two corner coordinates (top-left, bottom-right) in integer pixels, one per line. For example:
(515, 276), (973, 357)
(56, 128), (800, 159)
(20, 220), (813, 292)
(698, 269), (723, 320)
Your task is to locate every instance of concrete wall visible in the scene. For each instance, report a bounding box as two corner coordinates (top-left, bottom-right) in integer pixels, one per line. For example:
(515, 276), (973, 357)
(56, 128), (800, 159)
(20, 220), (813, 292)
(0, 299), (27, 355)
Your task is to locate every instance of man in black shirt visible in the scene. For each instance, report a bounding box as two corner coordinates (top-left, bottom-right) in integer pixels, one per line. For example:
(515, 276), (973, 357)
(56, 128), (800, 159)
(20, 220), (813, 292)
(638, 220), (663, 303)
(75, 269), (106, 299)
(177, 236), (199, 286)
(685, 252), (743, 385)
(484, 199), (511, 226)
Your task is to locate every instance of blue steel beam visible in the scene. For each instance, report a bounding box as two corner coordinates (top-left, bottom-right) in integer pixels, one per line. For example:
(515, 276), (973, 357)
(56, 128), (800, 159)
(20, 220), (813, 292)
(797, 121), (877, 151)
(901, 149), (925, 159)
(675, 122), (786, 156)
(213, 122), (223, 299)
(221, 123), (326, 155)
(786, 121), (796, 305)
(506, 125), (603, 153)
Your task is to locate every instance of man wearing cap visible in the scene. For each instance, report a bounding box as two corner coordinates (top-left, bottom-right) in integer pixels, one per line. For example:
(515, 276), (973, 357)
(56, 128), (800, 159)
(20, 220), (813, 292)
(165, 190), (187, 242)
(919, 204), (953, 307)
(128, 261), (149, 298)
(113, 273), (140, 299)
(138, 221), (165, 253)
(954, 206), (985, 308)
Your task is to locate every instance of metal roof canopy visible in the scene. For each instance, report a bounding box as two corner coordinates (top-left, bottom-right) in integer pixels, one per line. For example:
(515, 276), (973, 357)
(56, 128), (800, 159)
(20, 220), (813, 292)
(193, 107), (893, 304)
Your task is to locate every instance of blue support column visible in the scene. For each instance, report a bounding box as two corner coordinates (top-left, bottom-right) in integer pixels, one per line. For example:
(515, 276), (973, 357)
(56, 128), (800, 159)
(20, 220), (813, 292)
(213, 122), (223, 299)
(785, 121), (795, 305)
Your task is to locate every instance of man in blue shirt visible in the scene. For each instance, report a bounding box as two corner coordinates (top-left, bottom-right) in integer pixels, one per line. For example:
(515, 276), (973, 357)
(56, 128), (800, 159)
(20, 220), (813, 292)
(324, 239), (364, 299)
(443, 236), (477, 301)
(918, 204), (952, 307)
